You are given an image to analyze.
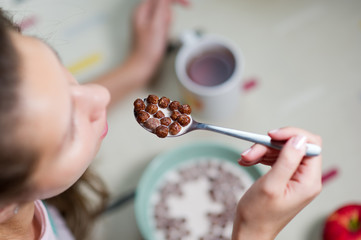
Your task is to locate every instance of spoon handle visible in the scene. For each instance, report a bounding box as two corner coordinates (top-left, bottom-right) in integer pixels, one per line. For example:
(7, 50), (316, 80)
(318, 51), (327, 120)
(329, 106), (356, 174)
(197, 123), (321, 157)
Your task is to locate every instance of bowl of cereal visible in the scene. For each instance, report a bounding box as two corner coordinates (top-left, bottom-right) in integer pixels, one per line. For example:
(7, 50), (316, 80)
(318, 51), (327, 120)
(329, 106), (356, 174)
(135, 141), (262, 240)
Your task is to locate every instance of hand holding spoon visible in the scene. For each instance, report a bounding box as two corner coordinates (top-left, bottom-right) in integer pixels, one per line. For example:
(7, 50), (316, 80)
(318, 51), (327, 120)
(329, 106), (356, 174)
(134, 95), (321, 157)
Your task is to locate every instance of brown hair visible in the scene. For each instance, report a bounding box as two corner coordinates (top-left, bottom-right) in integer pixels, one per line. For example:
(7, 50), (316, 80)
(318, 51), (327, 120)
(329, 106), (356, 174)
(0, 7), (36, 208)
(0, 8), (109, 240)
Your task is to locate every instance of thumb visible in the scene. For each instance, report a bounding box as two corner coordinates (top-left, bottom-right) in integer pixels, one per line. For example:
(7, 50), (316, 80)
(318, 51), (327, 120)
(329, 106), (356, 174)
(265, 135), (307, 189)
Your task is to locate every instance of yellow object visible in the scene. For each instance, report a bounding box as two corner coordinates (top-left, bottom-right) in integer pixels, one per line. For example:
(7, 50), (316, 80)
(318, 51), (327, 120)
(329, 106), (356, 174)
(67, 53), (102, 75)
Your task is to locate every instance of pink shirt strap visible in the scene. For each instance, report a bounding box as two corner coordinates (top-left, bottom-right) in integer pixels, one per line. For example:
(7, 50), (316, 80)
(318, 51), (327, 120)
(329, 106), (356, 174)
(34, 200), (75, 240)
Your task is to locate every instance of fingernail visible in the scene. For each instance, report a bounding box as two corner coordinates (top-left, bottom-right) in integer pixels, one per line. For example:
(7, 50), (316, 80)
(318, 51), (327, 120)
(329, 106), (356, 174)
(269, 128), (280, 134)
(237, 157), (247, 166)
(241, 147), (252, 157)
(291, 135), (307, 150)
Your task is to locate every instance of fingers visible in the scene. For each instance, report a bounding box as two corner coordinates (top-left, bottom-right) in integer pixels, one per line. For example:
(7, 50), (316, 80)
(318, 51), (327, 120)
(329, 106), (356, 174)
(134, 0), (152, 26)
(137, 0), (188, 29)
(239, 144), (266, 166)
(268, 127), (322, 146)
(239, 127), (321, 165)
(239, 144), (280, 166)
(238, 127), (322, 199)
(153, 0), (171, 25)
(173, 0), (190, 6)
(264, 135), (307, 189)
(269, 127), (322, 176)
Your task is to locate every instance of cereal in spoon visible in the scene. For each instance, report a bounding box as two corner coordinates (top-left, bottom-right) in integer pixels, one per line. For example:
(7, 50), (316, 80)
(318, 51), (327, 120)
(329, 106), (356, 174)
(134, 95), (192, 138)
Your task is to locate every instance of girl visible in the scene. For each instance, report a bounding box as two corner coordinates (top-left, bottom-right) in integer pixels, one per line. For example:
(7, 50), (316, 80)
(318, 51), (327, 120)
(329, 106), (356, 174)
(0, 0), (189, 239)
(0, 1), (322, 239)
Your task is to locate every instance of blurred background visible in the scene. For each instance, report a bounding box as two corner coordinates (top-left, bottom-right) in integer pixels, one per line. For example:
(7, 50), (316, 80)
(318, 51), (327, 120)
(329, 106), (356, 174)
(2, 0), (361, 239)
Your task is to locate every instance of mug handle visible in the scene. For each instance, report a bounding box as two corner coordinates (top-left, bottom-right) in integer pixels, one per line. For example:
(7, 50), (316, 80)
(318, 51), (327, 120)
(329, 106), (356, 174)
(180, 29), (202, 47)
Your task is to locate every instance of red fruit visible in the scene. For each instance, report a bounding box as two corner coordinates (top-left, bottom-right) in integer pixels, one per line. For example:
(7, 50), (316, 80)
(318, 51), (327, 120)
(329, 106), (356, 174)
(323, 204), (361, 240)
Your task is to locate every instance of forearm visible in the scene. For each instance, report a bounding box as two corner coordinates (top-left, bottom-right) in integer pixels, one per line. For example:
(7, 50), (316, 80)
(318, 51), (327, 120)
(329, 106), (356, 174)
(93, 51), (156, 108)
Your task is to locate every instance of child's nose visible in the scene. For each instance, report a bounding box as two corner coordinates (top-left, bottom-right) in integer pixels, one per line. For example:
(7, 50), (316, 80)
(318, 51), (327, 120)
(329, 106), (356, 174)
(72, 84), (110, 122)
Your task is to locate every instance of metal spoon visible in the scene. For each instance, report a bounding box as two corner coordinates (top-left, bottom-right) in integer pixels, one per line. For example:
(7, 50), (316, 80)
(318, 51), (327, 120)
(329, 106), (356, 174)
(177, 119), (320, 156)
(135, 111), (321, 157)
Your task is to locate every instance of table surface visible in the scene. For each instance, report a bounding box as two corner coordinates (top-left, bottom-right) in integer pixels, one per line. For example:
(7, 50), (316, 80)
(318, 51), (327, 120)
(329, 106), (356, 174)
(94, 0), (361, 239)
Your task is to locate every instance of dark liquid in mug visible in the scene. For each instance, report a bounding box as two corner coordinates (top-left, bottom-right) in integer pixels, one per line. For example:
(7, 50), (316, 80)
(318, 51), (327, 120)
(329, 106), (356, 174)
(187, 47), (236, 87)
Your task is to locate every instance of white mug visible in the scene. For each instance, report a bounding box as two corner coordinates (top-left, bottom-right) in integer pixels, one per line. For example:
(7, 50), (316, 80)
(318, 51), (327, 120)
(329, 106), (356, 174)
(175, 30), (244, 121)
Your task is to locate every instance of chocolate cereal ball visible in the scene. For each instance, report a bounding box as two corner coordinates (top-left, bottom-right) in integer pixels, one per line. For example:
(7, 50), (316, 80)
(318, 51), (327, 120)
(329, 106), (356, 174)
(160, 117), (172, 126)
(133, 98), (145, 111)
(154, 110), (165, 119)
(177, 115), (191, 127)
(179, 104), (191, 115)
(144, 118), (160, 132)
(147, 94), (159, 104)
(169, 122), (182, 135)
(155, 125), (169, 138)
(158, 97), (170, 108)
(136, 111), (150, 123)
(169, 101), (180, 111)
(145, 104), (158, 114)
(170, 111), (181, 121)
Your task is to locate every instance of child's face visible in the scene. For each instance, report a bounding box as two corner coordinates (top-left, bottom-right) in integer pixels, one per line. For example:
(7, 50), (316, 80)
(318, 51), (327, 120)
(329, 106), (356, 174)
(10, 31), (110, 200)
